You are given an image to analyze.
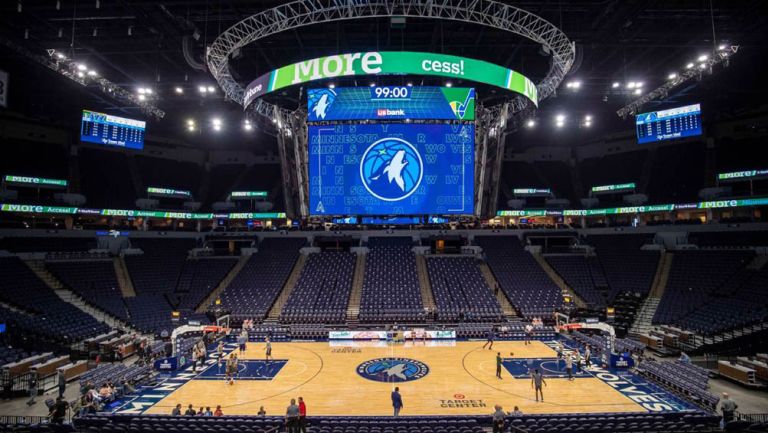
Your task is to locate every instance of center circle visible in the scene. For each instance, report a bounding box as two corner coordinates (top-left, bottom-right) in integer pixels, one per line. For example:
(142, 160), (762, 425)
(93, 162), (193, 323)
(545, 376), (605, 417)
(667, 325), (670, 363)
(356, 357), (430, 383)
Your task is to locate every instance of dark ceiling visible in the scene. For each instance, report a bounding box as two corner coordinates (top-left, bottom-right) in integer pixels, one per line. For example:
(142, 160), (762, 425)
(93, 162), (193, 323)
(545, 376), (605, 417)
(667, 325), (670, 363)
(1, 0), (767, 152)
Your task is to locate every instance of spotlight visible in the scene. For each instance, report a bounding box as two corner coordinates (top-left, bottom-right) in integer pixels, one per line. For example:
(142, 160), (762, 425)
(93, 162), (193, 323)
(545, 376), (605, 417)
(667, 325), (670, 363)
(272, 118), (277, 124)
(668, 73), (678, 80)
(699, 63), (707, 69)
(328, 83), (335, 89)
(556, 121), (565, 128)
(175, 87), (184, 94)
(137, 87), (146, 94)
(86, 70), (97, 77)
(198, 86), (207, 93)
(612, 82), (620, 88)
(76, 63), (87, 71)
(212, 124), (221, 132)
(566, 80), (581, 89)
(56, 52), (65, 59)
(76, 71), (85, 78)
(186, 119), (195, 126)
(212, 118), (222, 127)
(526, 119), (536, 128)
(187, 125), (195, 132)
(207, 86), (215, 93)
(636, 82), (644, 87)
(145, 88), (153, 95)
(244, 123), (253, 131)
(686, 63), (695, 69)
(555, 114), (566, 123)
(138, 94), (146, 101)
(584, 121), (592, 128)
(626, 82), (636, 89)
(718, 44), (727, 51)
(445, 82), (453, 87)
(634, 88), (642, 95)
(697, 54), (708, 62)
(584, 115), (593, 121)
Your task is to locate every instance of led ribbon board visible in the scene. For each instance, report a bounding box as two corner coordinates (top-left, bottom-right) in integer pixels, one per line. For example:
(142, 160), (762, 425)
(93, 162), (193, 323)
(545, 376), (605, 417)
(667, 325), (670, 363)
(718, 169), (768, 182)
(147, 187), (192, 199)
(590, 183), (636, 194)
(4, 175), (68, 188)
(229, 191), (268, 199)
(307, 86), (475, 121)
(244, 51), (537, 109)
(513, 188), (551, 196)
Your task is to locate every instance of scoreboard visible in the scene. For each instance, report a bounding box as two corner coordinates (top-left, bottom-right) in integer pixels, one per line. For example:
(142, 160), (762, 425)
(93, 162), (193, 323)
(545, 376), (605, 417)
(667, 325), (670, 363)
(81, 110), (146, 150)
(307, 86), (475, 121)
(308, 123), (474, 215)
(635, 103), (702, 144)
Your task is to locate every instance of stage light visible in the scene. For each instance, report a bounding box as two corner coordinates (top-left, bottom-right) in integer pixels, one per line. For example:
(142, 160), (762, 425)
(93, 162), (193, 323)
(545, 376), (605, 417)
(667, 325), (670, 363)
(212, 118), (222, 127)
(76, 63), (87, 71)
(686, 63), (695, 69)
(175, 87), (183, 94)
(198, 86), (207, 93)
(56, 52), (65, 59)
(585, 115), (593, 121)
(86, 70), (97, 77)
(137, 88), (146, 94)
(138, 94), (146, 101)
(328, 83), (335, 89)
(212, 124), (221, 132)
(556, 121), (565, 128)
(244, 123), (253, 131)
(187, 125), (195, 132)
(145, 88), (153, 95)
(699, 63), (707, 69)
(718, 44), (728, 51)
(555, 114), (565, 122)
(445, 82), (453, 87)
(612, 82), (620, 88)
(566, 80), (581, 89)
(634, 88), (642, 95)
(668, 73), (678, 80)
(626, 82), (636, 89)
(186, 119), (195, 126)
(207, 86), (215, 93)
(697, 54), (708, 62)
(271, 118), (277, 124)
(76, 71), (84, 78)
(636, 82), (644, 88)
(526, 119), (536, 128)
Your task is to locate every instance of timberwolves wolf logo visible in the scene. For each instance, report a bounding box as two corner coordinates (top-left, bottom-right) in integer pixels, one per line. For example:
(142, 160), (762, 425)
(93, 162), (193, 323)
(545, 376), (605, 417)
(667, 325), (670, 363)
(308, 88), (337, 120)
(357, 358), (429, 383)
(360, 137), (423, 201)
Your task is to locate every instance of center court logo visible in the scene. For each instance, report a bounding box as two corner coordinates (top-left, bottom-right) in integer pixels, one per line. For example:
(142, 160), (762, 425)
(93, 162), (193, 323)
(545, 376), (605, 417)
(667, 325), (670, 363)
(357, 357), (429, 382)
(360, 137), (423, 201)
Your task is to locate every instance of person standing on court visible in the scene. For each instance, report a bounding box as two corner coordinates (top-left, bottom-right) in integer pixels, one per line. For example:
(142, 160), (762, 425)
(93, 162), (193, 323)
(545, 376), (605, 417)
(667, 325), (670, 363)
(496, 352), (503, 379)
(482, 327), (495, 350)
(524, 323), (533, 345)
(57, 369), (67, 398)
(265, 337), (273, 363)
(720, 392), (737, 424)
(298, 396), (307, 433)
(584, 346), (592, 367)
(531, 369), (547, 402)
(286, 398), (300, 433)
(492, 404), (505, 433)
(565, 353), (574, 381)
(391, 386), (403, 416)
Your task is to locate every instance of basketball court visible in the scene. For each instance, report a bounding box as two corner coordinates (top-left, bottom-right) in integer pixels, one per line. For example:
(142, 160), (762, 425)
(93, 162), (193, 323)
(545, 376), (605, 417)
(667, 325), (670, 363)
(116, 340), (694, 417)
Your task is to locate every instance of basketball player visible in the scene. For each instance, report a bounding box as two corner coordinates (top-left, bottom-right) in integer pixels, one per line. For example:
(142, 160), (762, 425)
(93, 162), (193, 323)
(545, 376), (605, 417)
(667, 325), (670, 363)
(584, 346), (592, 368)
(524, 323), (534, 345)
(238, 331), (247, 355)
(565, 353), (574, 381)
(265, 337), (273, 363)
(496, 352), (503, 379)
(482, 328), (495, 350)
(226, 353), (238, 385)
(216, 340), (225, 372)
(531, 368), (547, 402)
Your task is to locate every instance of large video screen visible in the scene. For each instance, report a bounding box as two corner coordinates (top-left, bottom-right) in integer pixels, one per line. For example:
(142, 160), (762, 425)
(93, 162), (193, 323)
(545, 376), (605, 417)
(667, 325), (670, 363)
(635, 103), (702, 144)
(309, 123), (474, 215)
(307, 86), (475, 121)
(81, 110), (146, 150)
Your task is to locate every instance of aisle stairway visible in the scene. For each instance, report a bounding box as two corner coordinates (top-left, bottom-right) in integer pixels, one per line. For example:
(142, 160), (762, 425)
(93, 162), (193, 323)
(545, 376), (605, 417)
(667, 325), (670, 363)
(416, 255), (436, 316)
(479, 262), (517, 319)
(629, 252), (673, 336)
(266, 254), (307, 321)
(113, 257), (136, 297)
(346, 252), (366, 322)
(24, 260), (137, 332)
(196, 255), (251, 312)
(531, 252), (587, 308)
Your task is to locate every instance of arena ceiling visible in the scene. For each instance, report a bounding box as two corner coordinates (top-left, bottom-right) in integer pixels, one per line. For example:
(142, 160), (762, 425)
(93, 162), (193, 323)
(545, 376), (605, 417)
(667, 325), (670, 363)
(0, 0), (766, 151)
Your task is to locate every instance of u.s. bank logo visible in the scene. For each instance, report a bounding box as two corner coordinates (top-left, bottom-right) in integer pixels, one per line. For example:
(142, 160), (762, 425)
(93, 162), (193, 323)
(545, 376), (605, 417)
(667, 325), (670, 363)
(308, 88), (337, 120)
(357, 357), (429, 383)
(360, 137), (423, 201)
